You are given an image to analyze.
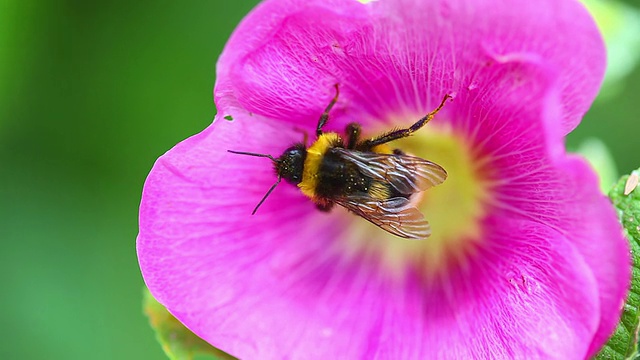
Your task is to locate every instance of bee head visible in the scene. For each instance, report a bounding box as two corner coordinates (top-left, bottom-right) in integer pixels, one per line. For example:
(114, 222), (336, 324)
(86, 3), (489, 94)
(227, 144), (306, 215)
(275, 143), (307, 184)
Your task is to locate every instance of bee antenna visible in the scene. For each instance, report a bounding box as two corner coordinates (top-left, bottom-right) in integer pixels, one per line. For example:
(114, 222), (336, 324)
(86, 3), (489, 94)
(252, 175), (281, 215)
(227, 150), (276, 162)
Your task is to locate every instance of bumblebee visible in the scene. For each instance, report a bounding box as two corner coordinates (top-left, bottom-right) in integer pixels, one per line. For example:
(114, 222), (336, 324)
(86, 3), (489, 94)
(229, 85), (450, 239)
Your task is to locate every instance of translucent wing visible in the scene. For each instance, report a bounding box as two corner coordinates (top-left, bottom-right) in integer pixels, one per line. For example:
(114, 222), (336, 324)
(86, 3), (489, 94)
(331, 148), (447, 195)
(334, 196), (430, 239)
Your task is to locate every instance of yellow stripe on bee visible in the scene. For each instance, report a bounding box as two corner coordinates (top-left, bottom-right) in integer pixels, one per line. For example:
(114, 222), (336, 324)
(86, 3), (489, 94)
(368, 181), (390, 200)
(370, 144), (393, 154)
(298, 133), (341, 198)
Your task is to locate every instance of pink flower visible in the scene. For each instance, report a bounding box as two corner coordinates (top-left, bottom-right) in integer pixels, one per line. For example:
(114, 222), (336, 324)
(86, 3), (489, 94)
(137, 0), (631, 358)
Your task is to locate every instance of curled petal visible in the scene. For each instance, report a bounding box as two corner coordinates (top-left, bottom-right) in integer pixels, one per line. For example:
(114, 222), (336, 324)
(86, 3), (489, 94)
(216, 0), (604, 134)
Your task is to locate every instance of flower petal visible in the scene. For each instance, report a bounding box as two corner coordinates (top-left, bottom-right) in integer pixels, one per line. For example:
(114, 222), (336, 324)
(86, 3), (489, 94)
(428, 217), (601, 359)
(138, 112), (347, 307)
(139, 135), (602, 359)
(493, 161), (630, 358)
(137, 112), (606, 359)
(443, 49), (630, 356)
(216, 0), (604, 134)
(469, 65), (630, 354)
(548, 156), (630, 357)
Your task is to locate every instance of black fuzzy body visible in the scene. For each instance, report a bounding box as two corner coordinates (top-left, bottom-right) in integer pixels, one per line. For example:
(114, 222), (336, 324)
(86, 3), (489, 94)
(314, 147), (407, 201)
(314, 148), (371, 198)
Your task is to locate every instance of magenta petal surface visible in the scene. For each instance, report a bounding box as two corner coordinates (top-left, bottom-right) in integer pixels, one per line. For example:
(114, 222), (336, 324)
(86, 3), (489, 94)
(138, 0), (631, 358)
(139, 113), (602, 359)
(216, 0), (605, 134)
(544, 156), (631, 356)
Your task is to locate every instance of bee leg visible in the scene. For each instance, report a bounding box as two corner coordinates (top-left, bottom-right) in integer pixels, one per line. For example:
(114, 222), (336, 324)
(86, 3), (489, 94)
(293, 126), (309, 146)
(392, 148), (405, 155)
(316, 84), (340, 137)
(345, 122), (361, 149)
(362, 94), (451, 147)
(316, 201), (335, 212)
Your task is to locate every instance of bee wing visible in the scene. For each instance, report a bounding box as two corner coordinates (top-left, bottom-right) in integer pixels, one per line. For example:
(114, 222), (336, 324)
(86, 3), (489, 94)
(332, 148), (447, 194)
(334, 196), (431, 239)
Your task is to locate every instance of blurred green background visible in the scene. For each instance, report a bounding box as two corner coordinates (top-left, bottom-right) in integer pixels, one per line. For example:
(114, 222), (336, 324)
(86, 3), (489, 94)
(0, 1), (638, 359)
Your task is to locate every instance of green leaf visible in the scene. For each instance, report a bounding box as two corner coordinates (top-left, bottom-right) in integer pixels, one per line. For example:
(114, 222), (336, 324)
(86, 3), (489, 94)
(580, 0), (640, 99)
(143, 288), (237, 360)
(596, 169), (640, 359)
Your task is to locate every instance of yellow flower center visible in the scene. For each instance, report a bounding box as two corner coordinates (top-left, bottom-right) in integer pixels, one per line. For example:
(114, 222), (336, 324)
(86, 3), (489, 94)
(337, 122), (491, 279)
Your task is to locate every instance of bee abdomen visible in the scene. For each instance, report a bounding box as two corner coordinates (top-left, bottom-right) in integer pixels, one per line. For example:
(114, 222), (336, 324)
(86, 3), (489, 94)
(315, 151), (371, 198)
(367, 182), (390, 200)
